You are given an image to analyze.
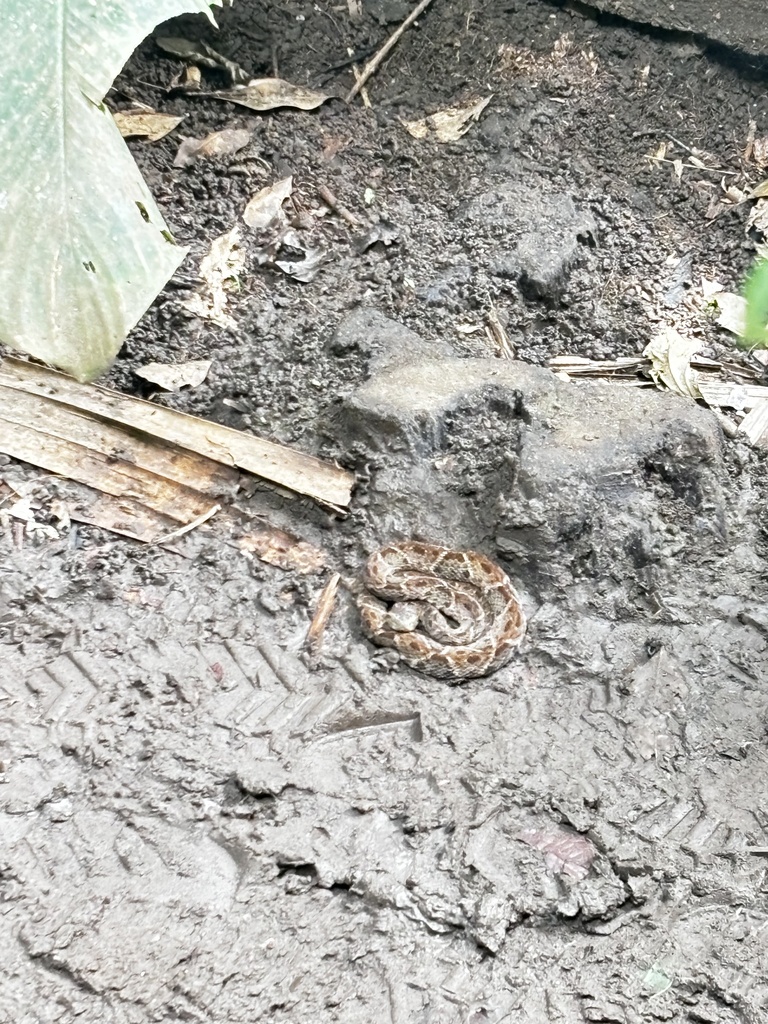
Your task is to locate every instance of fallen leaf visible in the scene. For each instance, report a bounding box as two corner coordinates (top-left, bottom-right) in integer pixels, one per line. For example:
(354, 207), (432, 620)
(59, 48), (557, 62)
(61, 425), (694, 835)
(643, 328), (702, 399)
(747, 199), (768, 239)
(243, 177), (294, 232)
(354, 219), (400, 253)
(135, 359), (212, 391)
(113, 108), (184, 142)
(155, 35), (250, 86)
(401, 96), (491, 143)
(209, 78), (331, 113)
(181, 226), (245, 329)
(518, 828), (596, 881)
(749, 179), (768, 200)
(239, 527), (327, 574)
(274, 229), (327, 282)
(709, 290), (747, 336)
(753, 137), (768, 169)
(174, 128), (251, 168)
(7, 495), (38, 523)
(170, 64), (202, 91)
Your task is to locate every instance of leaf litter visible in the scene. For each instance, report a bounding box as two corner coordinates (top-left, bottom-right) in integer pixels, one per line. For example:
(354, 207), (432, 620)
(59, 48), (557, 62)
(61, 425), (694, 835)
(208, 79), (331, 113)
(173, 127), (252, 168)
(180, 226), (245, 329)
(135, 359), (212, 391)
(401, 96), (491, 143)
(113, 107), (184, 142)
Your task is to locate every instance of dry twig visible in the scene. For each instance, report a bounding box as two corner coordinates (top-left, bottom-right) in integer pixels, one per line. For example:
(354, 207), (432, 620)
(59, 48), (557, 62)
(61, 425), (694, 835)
(318, 184), (363, 228)
(306, 573), (341, 654)
(151, 504), (221, 546)
(345, 0), (436, 104)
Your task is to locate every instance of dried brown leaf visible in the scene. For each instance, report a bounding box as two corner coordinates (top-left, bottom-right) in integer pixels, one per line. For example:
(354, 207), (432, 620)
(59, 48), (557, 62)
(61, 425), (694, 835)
(174, 128), (251, 168)
(210, 79), (331, 113)
(243, 177), (293, 232)
(181, 226), (245, 329)
(401, 96), (491, 144)
(643, 329), (702, 398)
(113, 109), (184, 142)
(749, 179), (768, 200)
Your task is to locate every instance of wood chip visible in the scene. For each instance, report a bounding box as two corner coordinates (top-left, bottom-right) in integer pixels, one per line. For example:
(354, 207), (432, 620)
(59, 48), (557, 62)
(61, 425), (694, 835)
(306, 572), (341, 654)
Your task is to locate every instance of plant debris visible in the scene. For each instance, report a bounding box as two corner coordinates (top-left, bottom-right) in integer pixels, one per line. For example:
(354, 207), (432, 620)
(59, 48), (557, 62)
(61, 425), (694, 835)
(306, 572), (341, 655)
(113, 107), (184, 141)
(173, 127), (252, 167)
(274, 230), (328, 283)
(181, 226), (245, 329)
(0, 357), (355, 515)
(243, 177), (294, 232)
(208, 79), (331, 113)
(135, 359), (212, 391)
(401, 96), (491, 143)
(643, 328), (703, 400)
(354, 219), (400, 253)
(155, 35), (250, 86)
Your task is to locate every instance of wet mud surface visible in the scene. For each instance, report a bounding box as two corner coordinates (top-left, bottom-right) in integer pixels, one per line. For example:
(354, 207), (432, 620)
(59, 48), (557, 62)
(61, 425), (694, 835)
(3, 2), (768, 1021)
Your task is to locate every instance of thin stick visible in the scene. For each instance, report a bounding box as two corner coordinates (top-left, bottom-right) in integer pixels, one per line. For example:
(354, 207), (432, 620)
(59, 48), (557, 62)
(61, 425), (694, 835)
(318, 185), (363, 228)
(306, 573), (341, 655)
(151, 504), (220, 546)
(345, 0), (436, 104)
(347, 47), (371, 109)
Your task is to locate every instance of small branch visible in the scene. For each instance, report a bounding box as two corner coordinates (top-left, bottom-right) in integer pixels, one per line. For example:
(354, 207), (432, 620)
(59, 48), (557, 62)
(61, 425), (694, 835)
(151, 504), (221, 546)
(306, 573), (341, 655)
(318, 185), (363, 228)
(345, 0), (436, 104)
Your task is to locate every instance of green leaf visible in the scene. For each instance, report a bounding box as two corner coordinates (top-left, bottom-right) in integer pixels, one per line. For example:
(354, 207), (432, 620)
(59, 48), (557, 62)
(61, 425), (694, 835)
(0, 0), (222, 381)
(743, 259), (768, 348)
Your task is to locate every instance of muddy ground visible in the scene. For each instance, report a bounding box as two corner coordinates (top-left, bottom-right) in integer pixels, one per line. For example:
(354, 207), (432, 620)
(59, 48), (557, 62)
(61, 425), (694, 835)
(3, 1), (768, 1022)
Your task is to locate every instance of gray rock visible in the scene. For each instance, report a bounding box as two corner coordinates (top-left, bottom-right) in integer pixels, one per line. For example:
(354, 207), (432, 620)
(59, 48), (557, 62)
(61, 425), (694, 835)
(338, 355), (726, 603)
(589, 0), (768, 55)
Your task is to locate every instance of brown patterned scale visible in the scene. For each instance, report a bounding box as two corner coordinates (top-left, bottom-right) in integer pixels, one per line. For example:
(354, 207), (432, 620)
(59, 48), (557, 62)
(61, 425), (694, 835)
(358, 541), (526, 681)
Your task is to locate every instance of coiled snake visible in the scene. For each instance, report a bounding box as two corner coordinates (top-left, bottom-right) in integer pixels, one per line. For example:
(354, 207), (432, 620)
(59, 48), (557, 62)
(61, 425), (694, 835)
(358, 541), (526, 681)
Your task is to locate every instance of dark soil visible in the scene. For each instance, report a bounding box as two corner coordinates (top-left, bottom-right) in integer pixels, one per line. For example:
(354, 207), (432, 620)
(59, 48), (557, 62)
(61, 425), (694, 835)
(3, 2), (768, 1023)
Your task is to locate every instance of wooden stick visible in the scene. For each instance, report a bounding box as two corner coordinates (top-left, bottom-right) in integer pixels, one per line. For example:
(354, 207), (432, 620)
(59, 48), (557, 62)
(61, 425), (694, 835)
(151, 503), (221, 546)
(345, 0), (436, 104)
(306, 572), (341, 655)
(318, 184), (363, 228)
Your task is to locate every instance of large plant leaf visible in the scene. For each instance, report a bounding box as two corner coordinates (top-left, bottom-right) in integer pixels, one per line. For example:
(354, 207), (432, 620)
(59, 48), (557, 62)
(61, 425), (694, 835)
(743, 258), (768, 348)
(0, 1), (221, 381)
